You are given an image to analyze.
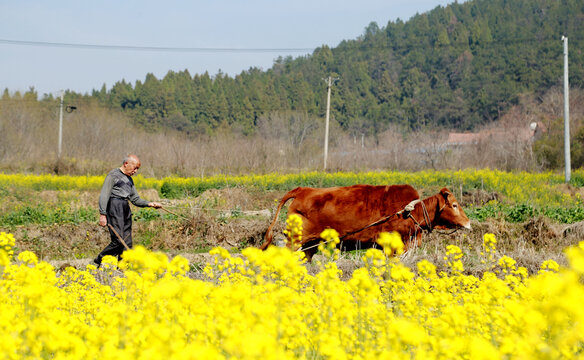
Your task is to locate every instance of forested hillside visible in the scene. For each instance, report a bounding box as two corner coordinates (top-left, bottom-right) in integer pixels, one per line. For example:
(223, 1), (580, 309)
(77, 0), (582, 137)
(4, 0), (582, 142)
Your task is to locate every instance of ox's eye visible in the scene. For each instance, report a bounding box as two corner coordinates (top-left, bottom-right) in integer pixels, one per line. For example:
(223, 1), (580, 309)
(453, 203), (458, 208)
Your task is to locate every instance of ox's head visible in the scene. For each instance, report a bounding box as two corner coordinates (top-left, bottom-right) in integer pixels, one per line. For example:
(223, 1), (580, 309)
(434, 188), (471, 230)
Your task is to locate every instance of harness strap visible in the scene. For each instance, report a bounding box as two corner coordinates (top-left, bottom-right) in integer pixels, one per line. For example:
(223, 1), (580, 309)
(337, 198), (420, 241)
(338, 213), (398, 241)
(299, 200), (420, 253)
(408, 199), (453, 235)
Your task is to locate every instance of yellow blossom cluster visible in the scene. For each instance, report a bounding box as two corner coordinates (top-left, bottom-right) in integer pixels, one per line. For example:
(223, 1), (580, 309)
(283, 214), (303, 250)
(0, 232), (16, 266)
(1, 232), (584, 359)
(481, 232), (498, 269)
(444, 244), (465, 274)
(376, 231), (404, 256)
(317, 228), (341, 261)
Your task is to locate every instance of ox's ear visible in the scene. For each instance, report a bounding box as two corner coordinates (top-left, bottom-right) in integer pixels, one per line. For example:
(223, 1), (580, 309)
(439, 188), (452, 202)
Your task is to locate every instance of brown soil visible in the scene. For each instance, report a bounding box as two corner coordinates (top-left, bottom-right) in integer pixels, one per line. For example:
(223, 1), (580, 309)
(460, 189), (500, 207)
(5, 187), (283, 259)
(556, 183), (584, 198)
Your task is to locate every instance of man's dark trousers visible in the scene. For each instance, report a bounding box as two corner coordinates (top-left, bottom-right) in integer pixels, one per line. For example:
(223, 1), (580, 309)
(95, 197), (132, 264)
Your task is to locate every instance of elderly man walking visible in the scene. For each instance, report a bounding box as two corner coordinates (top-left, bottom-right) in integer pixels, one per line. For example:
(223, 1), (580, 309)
(94, 154), (161, 266)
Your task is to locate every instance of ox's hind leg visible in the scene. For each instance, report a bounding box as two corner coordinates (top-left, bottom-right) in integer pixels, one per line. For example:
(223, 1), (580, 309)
(300, 241), (319, 262)
(297, 231), (321, 263)
(286, 212), (321, 262)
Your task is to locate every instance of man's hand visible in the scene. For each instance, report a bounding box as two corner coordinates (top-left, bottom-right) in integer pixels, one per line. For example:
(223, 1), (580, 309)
(99, 214), (107, 227)
(149, 202), (162, 209)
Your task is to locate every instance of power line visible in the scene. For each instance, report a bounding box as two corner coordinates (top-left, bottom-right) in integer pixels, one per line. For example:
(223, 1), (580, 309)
(0, 38), (314, 53)
(2, 35), (580, 58)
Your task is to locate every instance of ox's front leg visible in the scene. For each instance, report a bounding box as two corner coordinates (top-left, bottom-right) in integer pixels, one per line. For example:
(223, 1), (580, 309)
(414, 232), (422, 248)
(402, 229), (422, 252)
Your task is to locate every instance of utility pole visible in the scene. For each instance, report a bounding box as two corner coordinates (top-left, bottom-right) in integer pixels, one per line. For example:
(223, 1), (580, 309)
(323, 76), (337, 170)
(58, 91), (64, 160)
(562, 35), (571, 183)
(55, 91), (76, 174)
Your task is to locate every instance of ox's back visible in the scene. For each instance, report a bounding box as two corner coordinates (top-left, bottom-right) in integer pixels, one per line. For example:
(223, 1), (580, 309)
(289, 184), (418, 230)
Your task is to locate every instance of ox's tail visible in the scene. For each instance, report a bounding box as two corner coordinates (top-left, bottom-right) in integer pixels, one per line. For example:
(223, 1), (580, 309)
(260, 187), (303, 250)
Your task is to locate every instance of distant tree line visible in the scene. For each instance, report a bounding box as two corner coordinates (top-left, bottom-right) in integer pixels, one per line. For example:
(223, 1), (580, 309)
(1, 85), (583, 175)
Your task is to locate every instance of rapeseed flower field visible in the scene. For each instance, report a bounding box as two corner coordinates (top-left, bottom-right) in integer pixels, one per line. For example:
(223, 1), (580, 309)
(4, 169), (584, 229)
(3, 169), (583, 207)
(1, 230), (583, 359)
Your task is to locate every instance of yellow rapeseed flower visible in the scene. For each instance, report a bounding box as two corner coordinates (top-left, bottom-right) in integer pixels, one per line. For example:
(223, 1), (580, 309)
(376, 231), (404, 256)
(1, 230), (584, 358)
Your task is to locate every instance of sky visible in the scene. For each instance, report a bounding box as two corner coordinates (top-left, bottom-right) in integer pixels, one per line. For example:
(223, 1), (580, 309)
(1, 0), (460, 97)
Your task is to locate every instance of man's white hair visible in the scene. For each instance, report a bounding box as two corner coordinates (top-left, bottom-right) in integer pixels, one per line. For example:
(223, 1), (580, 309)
(122, 154), (139, 165)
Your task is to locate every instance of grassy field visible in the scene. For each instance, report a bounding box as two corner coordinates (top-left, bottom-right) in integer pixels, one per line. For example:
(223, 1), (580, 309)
(1, 169), (583, 276)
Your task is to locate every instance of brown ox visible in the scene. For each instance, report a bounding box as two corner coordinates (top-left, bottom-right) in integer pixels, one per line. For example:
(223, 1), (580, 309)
(261, 184), (420, 260)
(260, 185), (471, 261)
